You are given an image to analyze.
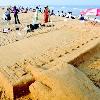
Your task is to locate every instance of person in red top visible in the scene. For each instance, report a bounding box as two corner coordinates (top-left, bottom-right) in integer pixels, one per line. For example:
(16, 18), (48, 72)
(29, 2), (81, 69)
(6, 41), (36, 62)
(44, 6), (49, 23)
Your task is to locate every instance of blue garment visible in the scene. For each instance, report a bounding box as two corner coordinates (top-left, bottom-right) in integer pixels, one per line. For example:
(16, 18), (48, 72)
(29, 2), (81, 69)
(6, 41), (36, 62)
(5, 10), (10, 16)
(79, 16), (85, 20)
(5, 10), (11, 20)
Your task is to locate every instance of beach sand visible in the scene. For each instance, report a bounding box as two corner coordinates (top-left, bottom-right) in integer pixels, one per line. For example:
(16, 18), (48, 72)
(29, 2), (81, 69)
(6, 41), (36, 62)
(0, 8), (100, 100)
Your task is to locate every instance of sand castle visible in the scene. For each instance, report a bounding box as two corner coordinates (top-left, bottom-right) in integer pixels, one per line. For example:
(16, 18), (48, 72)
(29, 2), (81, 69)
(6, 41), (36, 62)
(0, 10), (100, 100)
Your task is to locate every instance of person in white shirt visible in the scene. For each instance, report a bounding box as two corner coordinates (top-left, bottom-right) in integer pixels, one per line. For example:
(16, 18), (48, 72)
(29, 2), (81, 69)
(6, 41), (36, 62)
(34, 6), (39, 22)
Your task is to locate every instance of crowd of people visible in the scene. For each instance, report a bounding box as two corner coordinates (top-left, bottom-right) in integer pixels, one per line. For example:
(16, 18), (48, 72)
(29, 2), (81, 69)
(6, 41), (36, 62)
(2, 5), (87, 33)
(2, 5), (51, 24)
(2, 5), (99, 34)
(2, 5), (52, 33)
(3, 6), (20, 25)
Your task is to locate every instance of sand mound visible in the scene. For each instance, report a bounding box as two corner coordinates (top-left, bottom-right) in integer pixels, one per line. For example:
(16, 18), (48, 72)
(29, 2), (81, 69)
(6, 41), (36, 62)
(29, 63), (100, 100)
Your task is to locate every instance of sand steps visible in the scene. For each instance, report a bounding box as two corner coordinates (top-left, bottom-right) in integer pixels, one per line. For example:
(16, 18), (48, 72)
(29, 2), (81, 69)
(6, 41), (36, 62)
(0, 64), (34, 99)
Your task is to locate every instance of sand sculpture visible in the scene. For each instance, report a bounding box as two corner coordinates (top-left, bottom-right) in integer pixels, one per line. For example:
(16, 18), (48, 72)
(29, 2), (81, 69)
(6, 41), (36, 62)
(0, 11), (100, 99)
(29, 63), (100, 100)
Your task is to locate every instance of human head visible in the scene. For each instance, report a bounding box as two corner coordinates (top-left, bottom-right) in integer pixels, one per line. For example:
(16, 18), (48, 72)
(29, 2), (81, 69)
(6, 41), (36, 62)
(8, 28), (10, 30)
(36, 6), (39, 9)
(44, 6), (47, 9)
(14, 6), (16, 9)
(7, 8), (9, 10)
(27, 25), (30, 28)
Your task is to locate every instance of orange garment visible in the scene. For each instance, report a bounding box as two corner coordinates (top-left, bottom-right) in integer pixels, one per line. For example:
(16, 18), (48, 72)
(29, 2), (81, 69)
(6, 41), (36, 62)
(44, 8), (49, 23)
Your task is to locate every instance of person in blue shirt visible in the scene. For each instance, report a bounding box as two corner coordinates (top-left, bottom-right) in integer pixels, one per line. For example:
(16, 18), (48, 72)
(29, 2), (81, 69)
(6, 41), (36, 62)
(5, 8), (11, 21)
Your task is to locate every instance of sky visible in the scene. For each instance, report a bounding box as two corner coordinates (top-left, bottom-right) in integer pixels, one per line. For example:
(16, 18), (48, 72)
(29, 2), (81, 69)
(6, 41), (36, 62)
(0, 0), (100, 6)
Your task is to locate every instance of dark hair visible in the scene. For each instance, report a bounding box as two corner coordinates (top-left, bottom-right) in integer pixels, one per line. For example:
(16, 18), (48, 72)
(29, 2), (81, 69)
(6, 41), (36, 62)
(36, 6), (39, 9)
(27, 25), (30, 28)
(14, 6), (16, 9)
(44, 7), (47, 9)
(7, 8), (9, 10)
(8, 28), (10, 30)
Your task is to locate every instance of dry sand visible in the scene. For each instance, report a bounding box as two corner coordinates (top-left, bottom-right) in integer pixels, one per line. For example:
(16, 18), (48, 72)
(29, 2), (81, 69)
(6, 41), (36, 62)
(0, 8), (100, 100)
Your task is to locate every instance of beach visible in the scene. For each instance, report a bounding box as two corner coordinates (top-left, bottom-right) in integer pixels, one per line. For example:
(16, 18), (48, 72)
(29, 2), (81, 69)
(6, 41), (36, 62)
(0, 7), (100, 100)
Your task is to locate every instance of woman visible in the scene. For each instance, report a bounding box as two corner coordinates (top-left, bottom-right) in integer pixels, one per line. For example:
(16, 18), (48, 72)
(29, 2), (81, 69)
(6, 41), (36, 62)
(44, 7), (49, 23)
(13, 6), (20, 24)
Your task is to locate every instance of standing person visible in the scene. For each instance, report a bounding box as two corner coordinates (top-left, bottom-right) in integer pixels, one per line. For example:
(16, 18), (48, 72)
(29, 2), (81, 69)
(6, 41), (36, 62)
(44, 6), (49, 23)
(47, 6), (50, 22)
(34, 6), (39, 21)
(13, 6), (20, 24)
